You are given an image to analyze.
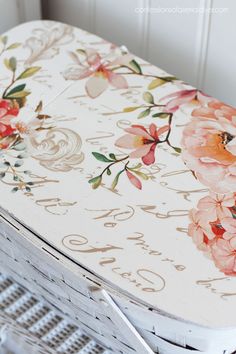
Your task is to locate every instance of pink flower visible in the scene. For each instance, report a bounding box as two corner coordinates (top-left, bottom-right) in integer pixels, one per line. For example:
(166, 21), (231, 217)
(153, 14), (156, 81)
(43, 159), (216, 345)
(211, 238), (236, 276)
(192, 100), (236, 124)
(221, 218), (236, 240)
(160, 89), (211, 113)
(188, 209), (215, 253)
(188, 192), (236, 276)
(197, 192), (235, 220)
(0, 99), (19, 149)
(63, 49), (132, 98)
(181, 103), (236, 193)
(115, 123), (169, 165)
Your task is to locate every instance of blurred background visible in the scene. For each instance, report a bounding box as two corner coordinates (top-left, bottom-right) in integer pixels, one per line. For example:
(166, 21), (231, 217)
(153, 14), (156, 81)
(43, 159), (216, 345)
(0, 0), (235, 106)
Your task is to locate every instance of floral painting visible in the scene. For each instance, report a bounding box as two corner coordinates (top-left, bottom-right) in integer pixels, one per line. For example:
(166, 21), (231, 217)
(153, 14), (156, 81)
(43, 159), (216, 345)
(1, 22), (236, 280)
(0, 34), (84, 194)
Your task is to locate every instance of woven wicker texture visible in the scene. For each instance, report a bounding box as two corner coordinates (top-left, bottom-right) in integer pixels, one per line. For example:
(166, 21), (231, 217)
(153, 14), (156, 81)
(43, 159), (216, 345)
(0, 273), (109, 354)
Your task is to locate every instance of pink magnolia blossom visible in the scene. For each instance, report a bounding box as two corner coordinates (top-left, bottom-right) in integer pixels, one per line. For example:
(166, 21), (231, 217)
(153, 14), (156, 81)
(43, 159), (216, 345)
(115, 123), (169, 165)
(63, 48), (132, 98)
(160, 89), (211, 113)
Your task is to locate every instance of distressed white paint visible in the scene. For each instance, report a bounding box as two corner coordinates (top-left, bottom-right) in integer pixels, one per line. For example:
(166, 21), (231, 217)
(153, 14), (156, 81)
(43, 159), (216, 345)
(42, 0), (235, 106)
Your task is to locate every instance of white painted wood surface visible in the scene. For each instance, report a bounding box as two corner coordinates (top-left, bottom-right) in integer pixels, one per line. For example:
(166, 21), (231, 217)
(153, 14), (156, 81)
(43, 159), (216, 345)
(42, 0), (235, 106)
(0, 0), (41, 33)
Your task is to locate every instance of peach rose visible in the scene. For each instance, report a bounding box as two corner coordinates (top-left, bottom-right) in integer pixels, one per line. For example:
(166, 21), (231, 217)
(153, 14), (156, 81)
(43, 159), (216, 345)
(181, 101), (236, 193)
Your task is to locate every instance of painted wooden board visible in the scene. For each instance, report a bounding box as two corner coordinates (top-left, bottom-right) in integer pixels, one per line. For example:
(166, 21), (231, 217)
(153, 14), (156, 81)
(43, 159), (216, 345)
(0, 20), (236, 331)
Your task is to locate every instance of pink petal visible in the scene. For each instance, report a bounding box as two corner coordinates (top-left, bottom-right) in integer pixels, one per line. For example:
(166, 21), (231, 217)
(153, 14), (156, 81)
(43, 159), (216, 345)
(161, 89), (197, 113)
(125, 125), (151, 140)
(129, 144), (152, 158)
(197, 196), (215, 210)
(142, 143), (157, 165)
(149, 123), (157, 138)
(126, 170), (142, 190)
(107, 71), (128, 89)
(221, 218), (236, 233)
(86, 49), (101, 66)
(192, 107), (215, 119)
(85, 76), (108, 98)
(0, 123), (7, 133)
(157, 125), (170, 137)
(230, 237), (236, 249)
(115, 134), (137, 149)
(221, 194), (236, 207)
(166, 93), (196, 112)
(161, 89), (197, 100)
(0, 108), (7, 118)
(197, 91), (212, 104)
(63, 67), (92, 80)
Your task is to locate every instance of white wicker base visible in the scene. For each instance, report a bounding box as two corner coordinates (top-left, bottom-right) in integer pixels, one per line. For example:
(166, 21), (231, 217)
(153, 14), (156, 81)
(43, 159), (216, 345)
(0, 273), (110, 354)
(1, 212), (236, 354)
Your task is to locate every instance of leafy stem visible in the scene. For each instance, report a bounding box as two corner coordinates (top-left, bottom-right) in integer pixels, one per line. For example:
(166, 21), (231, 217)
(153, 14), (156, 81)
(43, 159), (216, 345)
(100, 155), (129, 177)
(2, 69), (16, 98)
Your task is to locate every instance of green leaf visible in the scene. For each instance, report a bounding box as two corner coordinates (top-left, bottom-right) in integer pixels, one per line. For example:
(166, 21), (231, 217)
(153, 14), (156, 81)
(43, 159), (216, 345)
(107, 168), (111, 176)
(4, 58), (10, 70)
(13, 141), (26, 151)
(129, 163), (142, 170)
(27, 182), (34, 186)
(6, 43), (21, 50)
(7, 90), (30, 99)
(132, 170), (149, 180)
(76, 48), (86, 55)
(143, 92), (154, 104)
(129, 59), (142, 74)
(172, 146), (182, 154)
(152, 112), (170, 119)
(148, 78), (166, 90)
(88, 175), (102, 189)
(123, 106), (140, 112)
(11, 187), (18, 193)
(9, 57), (17, 72)
(162, 76), (177, 81)
(13, 175), (20, 181)
(111, 170), (123, 190)
(25, 186), (31, 192)
(0, 35), (8, 45)
(0, 172), (5, 179)
(17, 152), (28, 159)
(109, 153), (116, 160)
(5, 84), (26, 97)
(17, 66), (41, 80)
(138, 108), (150, 119)
(92, 152), (113, 163)
(14, 160), (23, 168)
(35, 100), (43, 113)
